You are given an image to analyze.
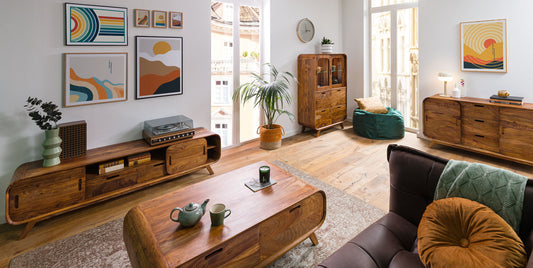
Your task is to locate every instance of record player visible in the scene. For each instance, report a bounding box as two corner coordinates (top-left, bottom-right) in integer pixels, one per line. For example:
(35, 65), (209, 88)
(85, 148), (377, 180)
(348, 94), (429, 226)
(143, 115), (195, 146)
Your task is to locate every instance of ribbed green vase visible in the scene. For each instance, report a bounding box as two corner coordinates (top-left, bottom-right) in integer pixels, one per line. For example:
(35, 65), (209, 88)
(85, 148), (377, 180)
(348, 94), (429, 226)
(42, 128), (62, 167)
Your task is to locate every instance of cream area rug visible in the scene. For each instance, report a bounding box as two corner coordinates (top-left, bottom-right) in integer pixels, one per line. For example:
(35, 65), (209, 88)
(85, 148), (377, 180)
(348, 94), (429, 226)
(9, 160), (386, 268)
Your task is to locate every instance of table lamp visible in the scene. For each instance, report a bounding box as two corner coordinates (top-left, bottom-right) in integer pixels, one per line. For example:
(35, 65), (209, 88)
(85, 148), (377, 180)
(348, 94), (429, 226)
(438, 72), (453, 96)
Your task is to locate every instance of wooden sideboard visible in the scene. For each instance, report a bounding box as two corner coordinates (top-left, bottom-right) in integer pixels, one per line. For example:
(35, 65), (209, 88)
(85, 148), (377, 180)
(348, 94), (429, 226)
(423, 95), (533, 165)
(6, 127), (221, 239)
(298, 54), (347, 137)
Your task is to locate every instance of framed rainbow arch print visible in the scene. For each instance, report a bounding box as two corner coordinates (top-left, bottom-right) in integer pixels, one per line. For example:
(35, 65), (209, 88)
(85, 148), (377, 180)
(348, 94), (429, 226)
(65, 3), (128, 46)
(460, 19), (506, 72)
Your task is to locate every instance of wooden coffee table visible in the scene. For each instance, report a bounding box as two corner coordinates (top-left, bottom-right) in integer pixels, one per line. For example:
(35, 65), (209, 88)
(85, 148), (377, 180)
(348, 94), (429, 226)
(123, 161), (326, 267)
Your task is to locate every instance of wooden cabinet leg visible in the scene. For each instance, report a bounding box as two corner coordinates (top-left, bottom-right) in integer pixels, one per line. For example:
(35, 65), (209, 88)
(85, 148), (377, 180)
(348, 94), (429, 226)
(316, 130), (321, 137)
(340, 123), (344, 129)
(309, 232), (319, 246)
(429, 141), (435, 148)
(206, 165), (214, 175)
(19, 221), (38, 240)
(301, 126), (306, 133)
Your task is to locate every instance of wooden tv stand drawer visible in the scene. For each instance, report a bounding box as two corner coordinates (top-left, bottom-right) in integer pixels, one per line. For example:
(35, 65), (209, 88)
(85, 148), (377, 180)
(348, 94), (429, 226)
(423, 95), (533, 165)
(6, 127), (221, 239)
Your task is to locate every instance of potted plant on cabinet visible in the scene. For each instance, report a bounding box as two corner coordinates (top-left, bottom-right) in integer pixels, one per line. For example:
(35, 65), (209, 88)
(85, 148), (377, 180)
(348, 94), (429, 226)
(233, 63), (297, 150)
(321, 37), (334, 53)
(24, 97), (63, 167)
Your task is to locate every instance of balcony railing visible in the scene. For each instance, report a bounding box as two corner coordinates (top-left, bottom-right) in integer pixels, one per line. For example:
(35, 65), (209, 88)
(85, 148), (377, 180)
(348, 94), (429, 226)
(211, 57), (260, 74)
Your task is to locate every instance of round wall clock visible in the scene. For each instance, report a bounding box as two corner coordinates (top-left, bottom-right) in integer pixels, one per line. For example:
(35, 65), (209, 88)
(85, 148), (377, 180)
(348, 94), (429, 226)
(297, 18), (315, 43)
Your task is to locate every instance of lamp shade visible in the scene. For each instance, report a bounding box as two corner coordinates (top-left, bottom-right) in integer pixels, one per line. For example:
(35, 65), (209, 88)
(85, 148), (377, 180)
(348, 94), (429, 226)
(438, 72), (453, 82)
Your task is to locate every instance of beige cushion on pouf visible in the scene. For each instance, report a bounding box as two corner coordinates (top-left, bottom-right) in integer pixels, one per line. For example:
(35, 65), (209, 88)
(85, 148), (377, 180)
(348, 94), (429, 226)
(354, 96), (388, 114)
(418, 197), (526, 268)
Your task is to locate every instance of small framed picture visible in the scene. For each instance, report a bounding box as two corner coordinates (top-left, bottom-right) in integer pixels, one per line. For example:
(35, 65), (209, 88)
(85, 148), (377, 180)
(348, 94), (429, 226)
(152, 10), (167, 28)
(169, 12), (183, 29)
(134, 9), (150, 27)
(65, 53), (128, 107)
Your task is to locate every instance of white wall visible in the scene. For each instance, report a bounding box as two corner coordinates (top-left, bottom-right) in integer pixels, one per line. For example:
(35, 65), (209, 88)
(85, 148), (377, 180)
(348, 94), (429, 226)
(0, 0), (345, 225)
(270, 0), (344, 136)
(342, 0), (366, 120)
(419, 0), (533, 107)
(0, 0), (211, 224)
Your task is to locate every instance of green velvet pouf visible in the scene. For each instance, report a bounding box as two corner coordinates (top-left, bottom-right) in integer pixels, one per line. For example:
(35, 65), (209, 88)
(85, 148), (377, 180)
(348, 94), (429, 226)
(353, 107), (405, 139)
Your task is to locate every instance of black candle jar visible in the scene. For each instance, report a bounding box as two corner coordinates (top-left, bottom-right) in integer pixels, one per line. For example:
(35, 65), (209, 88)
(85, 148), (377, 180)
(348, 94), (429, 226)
(259, 166), (270, 184)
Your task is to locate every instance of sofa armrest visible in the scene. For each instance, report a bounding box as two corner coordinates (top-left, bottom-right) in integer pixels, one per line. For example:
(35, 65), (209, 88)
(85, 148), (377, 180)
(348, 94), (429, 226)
(387, 144), (448, 226)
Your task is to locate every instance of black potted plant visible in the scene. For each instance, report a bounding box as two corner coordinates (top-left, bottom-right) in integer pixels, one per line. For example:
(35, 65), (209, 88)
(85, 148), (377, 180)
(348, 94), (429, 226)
(24, 97), (63, 167)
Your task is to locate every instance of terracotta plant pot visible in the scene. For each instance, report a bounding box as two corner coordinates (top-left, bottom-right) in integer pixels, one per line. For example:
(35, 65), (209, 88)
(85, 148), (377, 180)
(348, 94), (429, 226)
(257, 124), (285, 150)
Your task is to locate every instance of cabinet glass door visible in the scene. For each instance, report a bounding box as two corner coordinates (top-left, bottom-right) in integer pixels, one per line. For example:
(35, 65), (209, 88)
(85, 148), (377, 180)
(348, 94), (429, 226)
(331, 56), (345, 86)
(317, 57), (330, 88)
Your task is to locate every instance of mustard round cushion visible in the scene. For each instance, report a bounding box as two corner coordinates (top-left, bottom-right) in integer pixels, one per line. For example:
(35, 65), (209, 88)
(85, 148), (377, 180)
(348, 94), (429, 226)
(418, 197), (526, 268)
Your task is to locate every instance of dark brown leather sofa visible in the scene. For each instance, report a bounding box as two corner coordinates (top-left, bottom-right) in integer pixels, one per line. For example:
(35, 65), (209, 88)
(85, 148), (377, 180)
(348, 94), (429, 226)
(318, 144), (533, 268)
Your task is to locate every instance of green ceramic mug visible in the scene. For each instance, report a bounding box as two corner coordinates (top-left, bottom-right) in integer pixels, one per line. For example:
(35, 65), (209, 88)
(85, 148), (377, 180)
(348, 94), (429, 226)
(209, 203), (231, 226)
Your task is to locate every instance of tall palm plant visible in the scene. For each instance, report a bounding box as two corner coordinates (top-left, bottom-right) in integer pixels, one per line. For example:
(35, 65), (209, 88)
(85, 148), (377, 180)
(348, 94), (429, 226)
(233, 63), (296, 129)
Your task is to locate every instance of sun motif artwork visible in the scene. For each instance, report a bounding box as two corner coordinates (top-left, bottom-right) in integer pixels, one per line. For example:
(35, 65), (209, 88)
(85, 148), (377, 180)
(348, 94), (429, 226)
(461, 19), (506, 72)
(153, 41), (171, 55)
(136, 37), (183, 99)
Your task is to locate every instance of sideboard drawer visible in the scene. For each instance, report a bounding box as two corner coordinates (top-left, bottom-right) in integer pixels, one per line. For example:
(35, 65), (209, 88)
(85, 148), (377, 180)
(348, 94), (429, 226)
(137, 161), (166, 183)
(315, 109), (332, 128)
(461, 102), (499, 120)
(330, 87), (346, 106)
(331, 105), (347, 122)
(462, 133), (499, 152)
(315, 91), (332, 110)
(85, 168), (137, 198)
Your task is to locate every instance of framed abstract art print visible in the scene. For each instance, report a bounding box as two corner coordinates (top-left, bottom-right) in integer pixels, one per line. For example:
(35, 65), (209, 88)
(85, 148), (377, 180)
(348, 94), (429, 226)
(65, 53), (128, 107)
(136, 36), (183, 99)
(134, 9), (150, 27)
(169, 12), (183, 29)
(65, 3), (128, 45)
(461, 19), (507, 72)
(152, 10), (167, 28)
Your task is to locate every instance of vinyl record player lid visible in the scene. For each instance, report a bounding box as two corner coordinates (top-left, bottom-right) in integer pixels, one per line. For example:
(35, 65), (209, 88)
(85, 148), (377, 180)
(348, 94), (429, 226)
(144, 115), (193, 129)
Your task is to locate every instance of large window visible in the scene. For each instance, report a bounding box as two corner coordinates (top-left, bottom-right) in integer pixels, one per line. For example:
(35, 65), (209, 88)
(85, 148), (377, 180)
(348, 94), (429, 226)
(211, 0), (262, 147)
(370, 0), (419, 130)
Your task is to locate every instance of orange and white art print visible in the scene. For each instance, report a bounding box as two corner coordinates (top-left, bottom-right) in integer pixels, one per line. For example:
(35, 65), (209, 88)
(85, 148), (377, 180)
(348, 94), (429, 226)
(461, 19), (506, 72)
(65, 53), (128, 107)
(136, 36), (182, 99)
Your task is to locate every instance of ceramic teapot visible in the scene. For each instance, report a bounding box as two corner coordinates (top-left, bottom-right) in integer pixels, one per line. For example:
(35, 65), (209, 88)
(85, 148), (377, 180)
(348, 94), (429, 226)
(170, 199), (210, 227)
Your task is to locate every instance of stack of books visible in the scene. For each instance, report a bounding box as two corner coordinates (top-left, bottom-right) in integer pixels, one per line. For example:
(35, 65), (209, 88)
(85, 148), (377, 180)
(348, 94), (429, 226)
(489, 95), (524, 105)
(92, 159), (124, 174)
(126, 152), (151, 167)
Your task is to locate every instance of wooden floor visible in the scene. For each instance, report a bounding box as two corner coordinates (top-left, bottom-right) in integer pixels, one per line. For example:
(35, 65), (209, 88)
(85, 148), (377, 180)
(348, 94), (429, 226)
(1, 124), (533, 267)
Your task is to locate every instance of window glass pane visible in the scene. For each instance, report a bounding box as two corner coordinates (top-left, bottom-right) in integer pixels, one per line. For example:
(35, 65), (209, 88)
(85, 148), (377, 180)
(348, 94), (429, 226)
(396, 8), (418, 129)
(371, 11), (391, 107)
(239, 5), (261, 143)
(211, 1), (234, 147)
(372, 0), (416, 8)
